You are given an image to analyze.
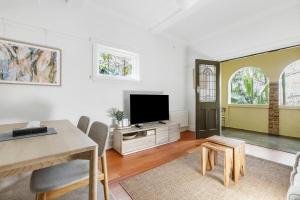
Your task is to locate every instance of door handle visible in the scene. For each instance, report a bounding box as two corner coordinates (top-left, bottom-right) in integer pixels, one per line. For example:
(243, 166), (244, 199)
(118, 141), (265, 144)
(196, 86), (200, 94)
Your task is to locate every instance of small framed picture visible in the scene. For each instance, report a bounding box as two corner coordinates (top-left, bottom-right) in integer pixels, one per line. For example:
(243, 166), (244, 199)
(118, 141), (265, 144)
(93, 44), (139, 81)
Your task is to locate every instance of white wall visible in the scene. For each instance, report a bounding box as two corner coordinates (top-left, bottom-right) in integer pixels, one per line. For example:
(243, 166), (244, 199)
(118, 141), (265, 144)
(0, 0), (187, 126)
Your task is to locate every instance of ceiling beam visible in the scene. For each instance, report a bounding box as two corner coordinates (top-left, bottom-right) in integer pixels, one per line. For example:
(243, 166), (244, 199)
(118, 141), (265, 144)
(190, 0), (300, 46)
(149, 0), (216, 34)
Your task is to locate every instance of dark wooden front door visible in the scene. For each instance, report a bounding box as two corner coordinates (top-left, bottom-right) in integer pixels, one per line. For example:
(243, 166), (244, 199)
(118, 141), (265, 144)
(195, 59), (220, 139)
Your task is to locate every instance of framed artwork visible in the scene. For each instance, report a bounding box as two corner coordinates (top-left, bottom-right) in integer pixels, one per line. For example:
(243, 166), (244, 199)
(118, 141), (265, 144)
(93, 44), (139, 81)
(0, 38), (61, 86)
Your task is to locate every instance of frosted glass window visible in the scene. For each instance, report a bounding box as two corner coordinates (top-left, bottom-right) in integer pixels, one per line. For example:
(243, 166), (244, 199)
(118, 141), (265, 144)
(199, 64), (216, 102)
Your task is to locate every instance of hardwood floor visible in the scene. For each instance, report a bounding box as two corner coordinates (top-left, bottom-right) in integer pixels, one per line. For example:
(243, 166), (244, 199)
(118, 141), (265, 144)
(106, 131), (203, 199)
(106, 131), (202, 184)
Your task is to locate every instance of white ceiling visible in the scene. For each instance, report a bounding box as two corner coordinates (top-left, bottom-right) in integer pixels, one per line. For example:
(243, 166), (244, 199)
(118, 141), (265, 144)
(2, 0), (299, 60)
(91, 0), (180, 26)
(91, 0), (300, 60)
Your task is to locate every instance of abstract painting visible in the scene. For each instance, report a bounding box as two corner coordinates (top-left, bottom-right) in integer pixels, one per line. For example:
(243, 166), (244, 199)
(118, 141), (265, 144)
(0, 38), (61, 86)
(93, 44), (139, 81)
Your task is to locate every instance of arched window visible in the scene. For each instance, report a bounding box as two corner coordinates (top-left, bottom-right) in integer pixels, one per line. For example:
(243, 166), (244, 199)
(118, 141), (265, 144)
(279, 59), (300, 105)
(229, 67), (269, 104)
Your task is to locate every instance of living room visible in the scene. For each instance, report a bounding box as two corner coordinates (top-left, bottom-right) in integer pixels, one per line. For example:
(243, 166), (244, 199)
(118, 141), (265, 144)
(0, 0), (300, 200)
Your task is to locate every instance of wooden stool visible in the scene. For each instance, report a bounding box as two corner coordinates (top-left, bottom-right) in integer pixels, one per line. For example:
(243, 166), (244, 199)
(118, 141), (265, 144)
(201, 142), (233, 187)
(207, 136), (246, 183)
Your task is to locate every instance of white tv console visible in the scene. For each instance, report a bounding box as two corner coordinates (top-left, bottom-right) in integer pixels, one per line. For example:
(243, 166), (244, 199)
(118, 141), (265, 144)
(113, 122), (180, 155)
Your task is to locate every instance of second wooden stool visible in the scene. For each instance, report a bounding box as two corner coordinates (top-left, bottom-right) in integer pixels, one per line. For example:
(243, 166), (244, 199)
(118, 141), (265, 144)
(201, 142), (233, 187)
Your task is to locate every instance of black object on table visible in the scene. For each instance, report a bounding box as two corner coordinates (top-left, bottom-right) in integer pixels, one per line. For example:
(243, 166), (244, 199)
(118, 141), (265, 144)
(12, 126), (48, 137)
(0, 127), (57, 142)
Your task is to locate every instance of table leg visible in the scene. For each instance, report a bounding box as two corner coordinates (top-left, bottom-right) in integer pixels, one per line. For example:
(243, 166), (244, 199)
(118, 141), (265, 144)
(89, 147), (98, 200)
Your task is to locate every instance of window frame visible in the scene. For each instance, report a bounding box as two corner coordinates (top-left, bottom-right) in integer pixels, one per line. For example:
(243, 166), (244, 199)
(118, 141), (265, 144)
(279, 59), (300, 106)
(92, 44), (140, 81)
(228, 67), (269, 105)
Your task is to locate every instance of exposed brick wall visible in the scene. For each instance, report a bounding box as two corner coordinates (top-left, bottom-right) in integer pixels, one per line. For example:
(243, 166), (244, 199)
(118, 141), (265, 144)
(269, 82), (279, 135)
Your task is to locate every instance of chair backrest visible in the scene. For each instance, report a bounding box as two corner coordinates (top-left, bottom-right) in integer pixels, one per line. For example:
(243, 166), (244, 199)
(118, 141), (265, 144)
(77, 116), (90, 134)
(88, 121), (109, 157)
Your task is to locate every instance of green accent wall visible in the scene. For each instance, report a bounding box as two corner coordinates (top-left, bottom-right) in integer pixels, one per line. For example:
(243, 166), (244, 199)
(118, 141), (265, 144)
(221, 46), (300, 138)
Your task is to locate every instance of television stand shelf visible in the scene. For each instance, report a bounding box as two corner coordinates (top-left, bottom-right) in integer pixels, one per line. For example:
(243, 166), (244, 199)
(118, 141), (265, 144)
(113, 122), (180, 155)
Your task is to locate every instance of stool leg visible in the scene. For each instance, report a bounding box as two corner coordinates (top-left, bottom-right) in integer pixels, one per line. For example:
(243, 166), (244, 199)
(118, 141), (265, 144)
(233, 148), (241, 183)
(224, 150), (232, 187)
(201, 146), (208, 175)
(240, 144), (246, 176)
(208, 149), (215, 170)
(214, 151), (218, 165)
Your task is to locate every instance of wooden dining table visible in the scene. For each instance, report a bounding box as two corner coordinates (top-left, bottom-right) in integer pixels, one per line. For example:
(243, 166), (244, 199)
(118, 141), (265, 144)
(0, 120), (99, 200)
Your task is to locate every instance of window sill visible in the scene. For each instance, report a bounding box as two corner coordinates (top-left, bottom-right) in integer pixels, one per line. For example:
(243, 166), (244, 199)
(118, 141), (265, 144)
(228, 104), (269, 109)
(91, 74), (141, 82)
(279, 106), (300, 110)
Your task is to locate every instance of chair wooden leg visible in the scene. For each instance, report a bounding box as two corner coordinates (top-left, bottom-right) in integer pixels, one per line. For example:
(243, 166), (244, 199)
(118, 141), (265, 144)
(101, 152), (109, 200)
(89, 148), (98, 200)
(37, 193), (47, 200)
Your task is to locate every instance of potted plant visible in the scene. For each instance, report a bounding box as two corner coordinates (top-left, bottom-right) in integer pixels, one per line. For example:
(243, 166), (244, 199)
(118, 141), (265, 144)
(107, 108), (124, 128)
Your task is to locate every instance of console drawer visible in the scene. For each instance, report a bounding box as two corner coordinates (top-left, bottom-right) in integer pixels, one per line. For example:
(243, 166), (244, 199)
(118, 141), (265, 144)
(156, 127), (168, 133)
(122, 135), (155, 154)
(156, 130), (168, 136)
(156, 134), (168, 145)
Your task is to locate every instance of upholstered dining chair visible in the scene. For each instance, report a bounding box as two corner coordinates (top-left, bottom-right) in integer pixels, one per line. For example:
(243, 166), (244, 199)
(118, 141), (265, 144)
(30, 121), (109, 200)
(77, 116), (90, 133)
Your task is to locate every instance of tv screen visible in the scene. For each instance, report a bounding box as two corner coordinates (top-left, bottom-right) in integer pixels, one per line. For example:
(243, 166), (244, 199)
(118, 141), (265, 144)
(130, 94), (169, 124)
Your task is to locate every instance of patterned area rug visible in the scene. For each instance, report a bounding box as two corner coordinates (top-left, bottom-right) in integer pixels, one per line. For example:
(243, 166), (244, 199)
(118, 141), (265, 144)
(0, 174), (115, 200)
(121, 148), (292, 200)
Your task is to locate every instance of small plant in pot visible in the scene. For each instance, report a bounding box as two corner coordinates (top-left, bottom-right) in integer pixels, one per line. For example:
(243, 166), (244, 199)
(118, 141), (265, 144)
(107, 108), (124, 128)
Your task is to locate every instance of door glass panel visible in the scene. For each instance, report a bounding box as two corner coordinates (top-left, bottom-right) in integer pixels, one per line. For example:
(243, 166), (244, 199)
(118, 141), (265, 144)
(199, 64), (216, 102)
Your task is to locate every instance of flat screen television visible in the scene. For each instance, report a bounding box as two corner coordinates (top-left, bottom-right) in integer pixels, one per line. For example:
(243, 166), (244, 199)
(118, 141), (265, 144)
(130, 94), (169, 124)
